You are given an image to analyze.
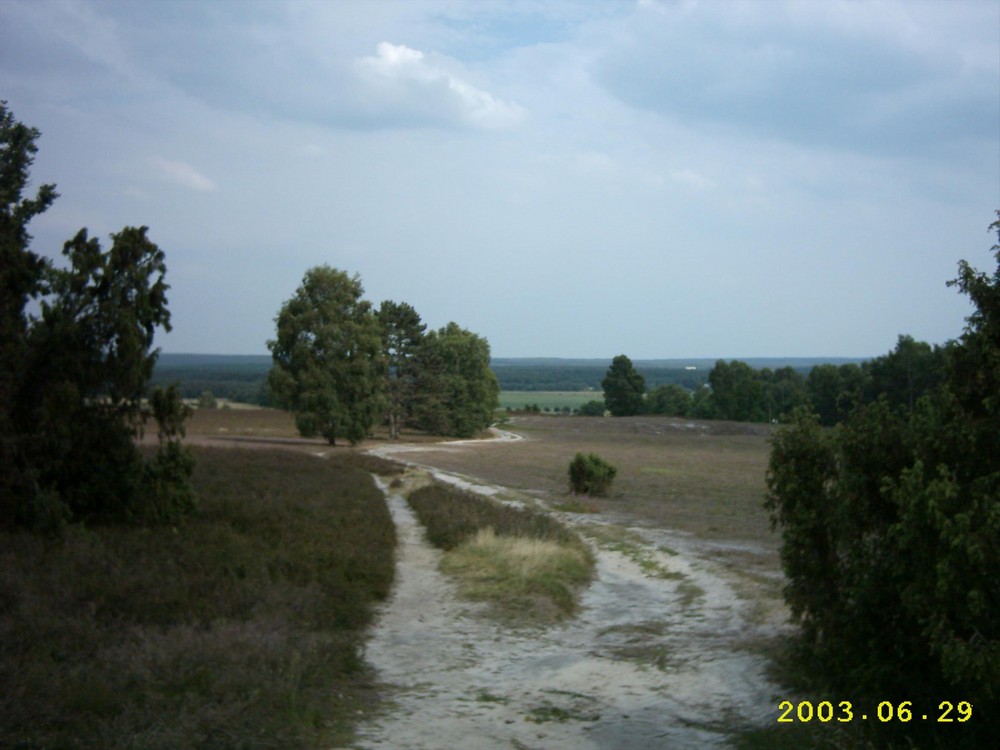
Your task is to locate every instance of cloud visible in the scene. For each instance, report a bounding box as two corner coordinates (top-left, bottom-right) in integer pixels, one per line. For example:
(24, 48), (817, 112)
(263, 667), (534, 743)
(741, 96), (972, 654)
(594, 1), (999, 156)
(151, 158), (217, 192)
(354, 42), (526, 129)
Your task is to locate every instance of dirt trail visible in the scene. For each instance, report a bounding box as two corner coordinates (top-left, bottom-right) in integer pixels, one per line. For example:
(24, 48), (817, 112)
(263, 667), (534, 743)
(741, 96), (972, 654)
(356, 431), (788, 749)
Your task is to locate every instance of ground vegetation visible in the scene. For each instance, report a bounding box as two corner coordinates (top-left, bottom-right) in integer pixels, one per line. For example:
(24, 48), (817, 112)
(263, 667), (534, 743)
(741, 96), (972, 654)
(568, 452), (618, 496)
(0, 446), (398, 749)
(407, 480), (592, 620)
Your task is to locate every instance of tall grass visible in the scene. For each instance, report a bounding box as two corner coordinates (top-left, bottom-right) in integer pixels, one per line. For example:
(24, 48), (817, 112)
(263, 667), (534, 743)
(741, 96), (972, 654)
(407, 482), (577, 551)
(441, 528), (592, 617)
(0, 446), (397, 749)
(407, 482), (593, 620)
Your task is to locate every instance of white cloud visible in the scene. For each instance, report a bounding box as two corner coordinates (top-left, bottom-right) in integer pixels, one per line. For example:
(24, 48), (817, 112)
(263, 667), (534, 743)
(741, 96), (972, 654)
(354, 41), (526, 129)
(151, 158), (217, 192)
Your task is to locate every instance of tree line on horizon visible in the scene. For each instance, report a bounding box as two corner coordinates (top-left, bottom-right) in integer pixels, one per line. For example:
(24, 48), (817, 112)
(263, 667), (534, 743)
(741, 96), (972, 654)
(595, 335), (952, 427)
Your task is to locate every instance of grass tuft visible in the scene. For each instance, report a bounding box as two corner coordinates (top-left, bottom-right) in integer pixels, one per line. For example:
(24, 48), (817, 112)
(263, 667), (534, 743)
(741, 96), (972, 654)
(441, 528), (593, 617)
(407, 481), (594, 621)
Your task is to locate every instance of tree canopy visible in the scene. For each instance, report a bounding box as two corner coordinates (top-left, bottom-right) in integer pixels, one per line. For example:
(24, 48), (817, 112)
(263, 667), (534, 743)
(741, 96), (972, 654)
(601, 354), (646, 416)
(268, 266), (386, 445)
(0, 102), (193, 530)
(269, 273), (499, 442)
(378, 299), (426, 439)
(412, 322), (499, 438)
(764, 212), (1000, 748)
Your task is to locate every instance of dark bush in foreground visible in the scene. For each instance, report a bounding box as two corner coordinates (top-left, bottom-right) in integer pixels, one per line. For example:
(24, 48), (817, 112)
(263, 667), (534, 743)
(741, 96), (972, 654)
(568, 452), (617, 496)
(0, 446), (395, 749)
(765, 214), (1000, 749)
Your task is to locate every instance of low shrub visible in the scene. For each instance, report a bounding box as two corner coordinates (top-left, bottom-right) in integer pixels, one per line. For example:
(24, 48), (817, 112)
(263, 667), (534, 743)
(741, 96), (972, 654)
(407, 481), (594, 620)
(568, 452), (617, 496)
(0, 446), (396, 749)
(408, 483), (576, 551)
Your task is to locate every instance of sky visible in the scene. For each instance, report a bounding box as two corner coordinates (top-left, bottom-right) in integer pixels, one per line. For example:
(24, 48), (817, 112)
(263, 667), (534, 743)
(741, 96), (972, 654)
(2, 0), (997, 360)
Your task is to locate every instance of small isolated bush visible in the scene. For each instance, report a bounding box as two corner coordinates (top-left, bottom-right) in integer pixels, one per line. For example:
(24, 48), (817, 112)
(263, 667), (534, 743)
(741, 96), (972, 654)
(568, 452), (617, 496)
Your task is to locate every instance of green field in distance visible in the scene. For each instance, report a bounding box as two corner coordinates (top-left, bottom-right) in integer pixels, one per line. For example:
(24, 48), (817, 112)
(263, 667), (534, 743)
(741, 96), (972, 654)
(498, 391), (600, 411)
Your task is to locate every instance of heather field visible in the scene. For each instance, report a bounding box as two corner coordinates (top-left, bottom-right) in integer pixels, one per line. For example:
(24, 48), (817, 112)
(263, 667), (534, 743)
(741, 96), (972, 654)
(395, 414), (778, 561)
(0, 445), (400, 749)
(2, 409), (800, 748)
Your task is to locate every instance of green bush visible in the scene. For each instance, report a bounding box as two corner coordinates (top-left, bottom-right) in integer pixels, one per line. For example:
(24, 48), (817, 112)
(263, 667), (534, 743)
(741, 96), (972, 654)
(568, 452), (617, 496)
(764, 214), (1000, 749)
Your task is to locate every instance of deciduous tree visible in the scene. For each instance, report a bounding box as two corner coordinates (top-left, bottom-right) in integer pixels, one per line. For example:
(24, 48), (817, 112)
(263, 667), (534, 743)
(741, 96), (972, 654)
(378, 300), (425, 439)
(412, 322), (499, 437)
(268, 266), (385, 445)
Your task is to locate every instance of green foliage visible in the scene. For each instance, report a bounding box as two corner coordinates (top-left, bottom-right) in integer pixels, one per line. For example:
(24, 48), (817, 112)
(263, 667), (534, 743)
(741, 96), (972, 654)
(647, 383), (691, 416)
(601, 354), (646, 416)
(0, 103), (193, 529)
(378, 299), (426, 439)
(863, 334), (950, 411)
(707, 359), (766, 421)
(805, 362), (864, 426)
(412, 322), (499, 438)
(578, 399), (606, 416)
(268, 266), (386, 445)
(764, 213), (1000, 748)
(568, 452), (618, 496)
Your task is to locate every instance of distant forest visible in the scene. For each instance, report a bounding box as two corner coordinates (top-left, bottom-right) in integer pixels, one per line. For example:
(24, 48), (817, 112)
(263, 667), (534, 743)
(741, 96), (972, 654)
(151, 353), (864, 406)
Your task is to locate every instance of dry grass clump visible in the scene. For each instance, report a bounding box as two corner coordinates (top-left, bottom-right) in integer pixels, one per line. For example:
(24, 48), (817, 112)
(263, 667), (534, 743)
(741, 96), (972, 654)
(407, 482), (577, 551)
(0, 446), (395, 750)
(407, 482), (593, 620)
(441, 528), (592, 617)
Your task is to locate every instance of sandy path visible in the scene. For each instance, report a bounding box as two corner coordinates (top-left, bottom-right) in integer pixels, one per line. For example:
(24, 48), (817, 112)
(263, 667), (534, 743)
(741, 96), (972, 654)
(354, 433), (788, 749)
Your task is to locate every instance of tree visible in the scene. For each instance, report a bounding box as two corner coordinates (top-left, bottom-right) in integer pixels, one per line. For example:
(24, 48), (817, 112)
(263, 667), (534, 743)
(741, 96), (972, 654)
(378, 300), (425, 439)
(412, 322), (499, 437)
(647, 383), (691, 416)
(601, 354), (645, 416)
(806, 363), (863, 426)
(689, 383), (715, 419)
(760, 366), (809, 422)
(1, 101), (58, 520)
(864, 334), (949, 411)
(268, 266), (385, 445)
(764, 213), (1000, 748)
(1, 103), (193, 529)
(707, 359), (764, 422)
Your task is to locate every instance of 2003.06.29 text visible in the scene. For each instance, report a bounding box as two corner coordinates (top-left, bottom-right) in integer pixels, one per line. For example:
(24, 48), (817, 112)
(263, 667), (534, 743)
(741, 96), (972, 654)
(777, 700), (972, 724)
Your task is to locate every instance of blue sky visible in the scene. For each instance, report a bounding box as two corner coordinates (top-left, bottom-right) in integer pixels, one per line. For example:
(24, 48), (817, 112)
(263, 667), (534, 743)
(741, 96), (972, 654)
(2, 0), (997, 359)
